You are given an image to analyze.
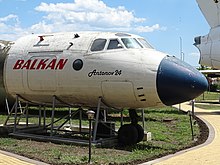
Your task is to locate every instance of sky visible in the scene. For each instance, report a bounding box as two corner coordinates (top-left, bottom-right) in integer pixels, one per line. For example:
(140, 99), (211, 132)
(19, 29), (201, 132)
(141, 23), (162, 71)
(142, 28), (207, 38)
(0, 0), (210, 67)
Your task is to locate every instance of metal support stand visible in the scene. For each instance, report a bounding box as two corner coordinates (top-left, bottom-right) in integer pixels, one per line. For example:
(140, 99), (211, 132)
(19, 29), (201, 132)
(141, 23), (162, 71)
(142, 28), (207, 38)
(5, 98), (10, 115)
(6, 95), (119, 147)
(4, 102), (16, 126)
(141, 109), (145, 130)
(39, 105), (42, 127)
(25, 103), (29, 127)
(93, 97), (101, 142)
(188, 111), (194, 140)
(79, 107), (82, 133)
(191, 99), (195, 117)
(103, 109), (107, 122)
(13, 95), (18, 132)
(50, 96), (56, 136)
(69, 107), (72, 126)
(43, 106), (46, 129)
(88, 118), (92, 164)
(120, 110), (123, 127)
(87, 110), (95, 164)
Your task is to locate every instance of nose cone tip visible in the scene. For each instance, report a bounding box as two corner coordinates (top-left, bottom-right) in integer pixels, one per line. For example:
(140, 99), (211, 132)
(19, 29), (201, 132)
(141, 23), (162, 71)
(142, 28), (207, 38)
(157, 56), (208, 106)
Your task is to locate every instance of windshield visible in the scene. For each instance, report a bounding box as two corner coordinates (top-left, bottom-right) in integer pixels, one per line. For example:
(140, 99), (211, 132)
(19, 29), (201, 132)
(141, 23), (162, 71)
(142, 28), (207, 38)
(138, 38), (153, 49)
(121, 38), (143, 49)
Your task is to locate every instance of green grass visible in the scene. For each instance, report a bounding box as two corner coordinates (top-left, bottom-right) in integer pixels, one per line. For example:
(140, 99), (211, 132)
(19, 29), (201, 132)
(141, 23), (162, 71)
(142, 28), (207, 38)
(0, 107), (201, 165)
(196, 91), (220, 101)
(195, 104), (220, 110)
(195, 91), (220, 110)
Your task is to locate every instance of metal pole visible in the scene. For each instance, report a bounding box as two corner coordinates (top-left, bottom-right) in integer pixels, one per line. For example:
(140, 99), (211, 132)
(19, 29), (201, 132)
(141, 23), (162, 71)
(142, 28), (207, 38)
(191, 99), (195, 117)
(188, 111), (194, 141)
(87, 110), (95, 164)
(103, 109), (107, 122)
(120, 110), (123, 127)
(93, 97), (101, 142)
(51, 96), (56, 136)
(13, 95), (18, 132)
(39, 105), (42, 127)
(88, 118), (92, 164)
(180, 37), (183, 61)
(142, 109), (145, 130)
(43, 106), (46, 129)
(25, 103), (29, 127)
(79, 107), (82, 133)
(69, 107), (72, 126)
(5, 98), (10, 115)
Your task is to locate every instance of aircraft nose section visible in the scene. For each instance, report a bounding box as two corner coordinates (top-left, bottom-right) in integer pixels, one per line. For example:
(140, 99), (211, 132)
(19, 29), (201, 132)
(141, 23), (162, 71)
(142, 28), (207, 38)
(156, 56), (208, 106)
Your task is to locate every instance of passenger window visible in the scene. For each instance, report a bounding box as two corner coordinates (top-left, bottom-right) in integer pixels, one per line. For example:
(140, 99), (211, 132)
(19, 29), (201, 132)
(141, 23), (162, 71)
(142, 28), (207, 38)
(107, 39), (123, 50)
(91, 39), (106, 51)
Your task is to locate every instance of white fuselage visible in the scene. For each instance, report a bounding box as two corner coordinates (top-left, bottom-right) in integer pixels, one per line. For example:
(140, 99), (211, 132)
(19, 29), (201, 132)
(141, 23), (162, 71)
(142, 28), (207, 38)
(4, 32), (165, 108)
(195, 27), (220, 69)
(1, 31), (207, 109)
(195, 0), (220, 69)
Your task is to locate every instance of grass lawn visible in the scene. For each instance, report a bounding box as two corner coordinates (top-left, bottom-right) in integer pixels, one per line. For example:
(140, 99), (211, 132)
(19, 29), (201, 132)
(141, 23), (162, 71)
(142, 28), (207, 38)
(195, 104), (220, 110)
(196, 91), (220, 101)
(0, 107), (203, 165)
(195, 91), (220, 110)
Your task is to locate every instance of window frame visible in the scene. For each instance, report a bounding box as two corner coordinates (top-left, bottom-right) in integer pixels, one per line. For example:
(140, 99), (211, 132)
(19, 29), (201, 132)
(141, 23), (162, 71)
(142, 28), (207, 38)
(107, 38), (124, 50)
(137, 38), (154, 49)
(90, 38), (107, 52)
(121, 38), (143, 49)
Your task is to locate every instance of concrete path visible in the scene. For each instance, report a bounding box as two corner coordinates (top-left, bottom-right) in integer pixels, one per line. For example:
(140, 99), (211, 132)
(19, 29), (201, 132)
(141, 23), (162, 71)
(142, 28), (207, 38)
(142, 102), (219, 165)
(0, 149), (49, 165)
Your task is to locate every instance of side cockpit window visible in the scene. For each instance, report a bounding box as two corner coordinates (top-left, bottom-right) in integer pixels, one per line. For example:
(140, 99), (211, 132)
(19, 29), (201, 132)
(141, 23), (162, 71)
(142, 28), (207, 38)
(91, 39), (106, 51)
(121, 38), (142, 49)
(107, 39), (123, 50)
(138, 38), (153, 49)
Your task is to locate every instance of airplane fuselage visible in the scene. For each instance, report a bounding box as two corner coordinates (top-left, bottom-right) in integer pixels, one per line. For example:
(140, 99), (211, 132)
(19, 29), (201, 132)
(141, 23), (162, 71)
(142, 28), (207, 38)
(5, 32), (165, 108)
(195, 27), (220, 69)
(1, 31), (208, 109)
(195, 0), (220, 69)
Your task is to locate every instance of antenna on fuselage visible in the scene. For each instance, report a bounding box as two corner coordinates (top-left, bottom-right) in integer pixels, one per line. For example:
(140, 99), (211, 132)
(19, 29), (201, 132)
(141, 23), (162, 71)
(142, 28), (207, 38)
(180, 37), (184, 61)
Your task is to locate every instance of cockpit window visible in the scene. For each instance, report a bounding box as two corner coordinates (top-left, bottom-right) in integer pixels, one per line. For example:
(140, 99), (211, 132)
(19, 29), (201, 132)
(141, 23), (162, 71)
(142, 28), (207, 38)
(107, 39), (123, 50)
(121, 38), (143, 49)
(91, 39), (106, 51)
(138, 38), (153, 49)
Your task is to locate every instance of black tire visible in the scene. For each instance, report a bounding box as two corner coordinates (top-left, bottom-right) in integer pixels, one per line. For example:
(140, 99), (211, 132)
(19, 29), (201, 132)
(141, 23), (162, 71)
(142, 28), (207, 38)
(134, 124), (144, 143)
(118, 124), (138, 146)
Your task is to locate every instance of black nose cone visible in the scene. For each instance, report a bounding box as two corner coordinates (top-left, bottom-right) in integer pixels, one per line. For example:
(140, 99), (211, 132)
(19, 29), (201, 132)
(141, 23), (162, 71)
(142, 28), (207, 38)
(157, 56), (208, 106)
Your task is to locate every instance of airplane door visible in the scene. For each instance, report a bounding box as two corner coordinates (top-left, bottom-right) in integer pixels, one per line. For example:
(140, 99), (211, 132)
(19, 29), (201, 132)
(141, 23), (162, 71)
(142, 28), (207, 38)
(26, 55), (57, 92)
(101, 81), (137, 107)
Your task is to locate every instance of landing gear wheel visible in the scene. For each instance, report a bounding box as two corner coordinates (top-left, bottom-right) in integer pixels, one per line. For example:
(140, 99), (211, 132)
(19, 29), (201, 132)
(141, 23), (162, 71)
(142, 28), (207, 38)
(118, 124), (138, 146)
(134, 124), (144, 143)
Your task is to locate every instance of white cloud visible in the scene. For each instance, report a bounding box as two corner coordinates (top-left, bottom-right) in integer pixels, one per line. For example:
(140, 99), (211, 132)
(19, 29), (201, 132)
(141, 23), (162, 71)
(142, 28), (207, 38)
(30, 21), (53, 33)
(0, 14), (18, 23)
(0, 0), (166, 40)
(35, 1), (145, 29)
(0, 14), (28, 40)
(33, 0), (164, 33)
(135, 24), (167, 33)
